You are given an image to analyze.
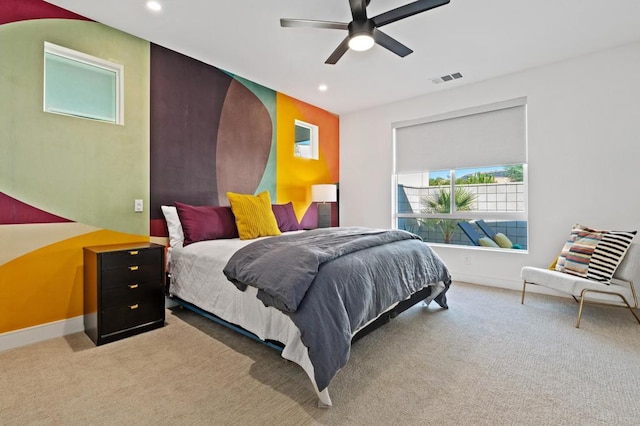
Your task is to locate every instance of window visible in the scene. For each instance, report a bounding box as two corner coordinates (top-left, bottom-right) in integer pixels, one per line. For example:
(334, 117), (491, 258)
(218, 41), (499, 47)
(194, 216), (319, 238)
(294, 119), (319, 159)
(393, 98), (528, 249)
(44, 42), (124, 124)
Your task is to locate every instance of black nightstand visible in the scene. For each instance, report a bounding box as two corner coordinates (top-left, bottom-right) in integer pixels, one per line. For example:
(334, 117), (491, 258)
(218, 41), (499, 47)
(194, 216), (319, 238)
(83, 242), (165, 345)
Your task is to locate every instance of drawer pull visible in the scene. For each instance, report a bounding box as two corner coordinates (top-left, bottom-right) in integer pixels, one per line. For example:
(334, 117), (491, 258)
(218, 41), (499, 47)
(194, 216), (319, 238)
(129, 266), (139, 271)
(129, 250), (139, 255)
(129, 304), (139, 310)
(128, 284), (139, 289)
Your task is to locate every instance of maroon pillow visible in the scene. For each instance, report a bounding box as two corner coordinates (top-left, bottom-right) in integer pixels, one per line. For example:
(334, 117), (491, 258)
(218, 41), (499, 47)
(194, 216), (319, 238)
(174, 202), (238, 246)
(271, 202), (300, 232)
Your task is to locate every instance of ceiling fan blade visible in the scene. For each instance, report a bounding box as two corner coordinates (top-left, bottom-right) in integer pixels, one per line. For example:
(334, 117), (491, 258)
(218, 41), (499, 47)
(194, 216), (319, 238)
(372, 0), (449, 28)
(373, 29), (413, 57)
(280, 18), (348, 30)
(349, 0), (369, 21)
(325, 36), (351, 65)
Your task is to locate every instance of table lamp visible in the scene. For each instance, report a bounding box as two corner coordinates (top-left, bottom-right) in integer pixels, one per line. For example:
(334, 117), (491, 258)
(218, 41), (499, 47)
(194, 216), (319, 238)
(311, 184), (337, 228)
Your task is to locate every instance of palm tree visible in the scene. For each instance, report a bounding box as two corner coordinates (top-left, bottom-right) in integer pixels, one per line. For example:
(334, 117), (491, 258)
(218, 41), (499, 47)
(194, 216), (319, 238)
(504, 164), (524, 182)
(421, 187), (476, 243)
(456, 172), (495, 184)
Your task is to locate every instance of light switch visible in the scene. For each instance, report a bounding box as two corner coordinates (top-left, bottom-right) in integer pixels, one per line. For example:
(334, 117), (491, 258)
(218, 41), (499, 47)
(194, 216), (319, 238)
(134, 199), (143, 212)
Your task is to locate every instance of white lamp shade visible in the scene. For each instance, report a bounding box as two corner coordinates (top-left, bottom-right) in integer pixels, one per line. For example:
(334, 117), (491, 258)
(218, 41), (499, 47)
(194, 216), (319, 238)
(311, 184), (337, 203)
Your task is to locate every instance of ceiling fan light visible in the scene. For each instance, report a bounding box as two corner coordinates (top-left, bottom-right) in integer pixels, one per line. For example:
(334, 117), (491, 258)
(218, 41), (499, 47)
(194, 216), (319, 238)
(348, 34), (374, 51)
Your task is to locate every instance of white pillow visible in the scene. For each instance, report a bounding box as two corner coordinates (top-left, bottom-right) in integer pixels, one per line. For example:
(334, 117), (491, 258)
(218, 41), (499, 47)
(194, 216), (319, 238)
(161, 205), (184, 247)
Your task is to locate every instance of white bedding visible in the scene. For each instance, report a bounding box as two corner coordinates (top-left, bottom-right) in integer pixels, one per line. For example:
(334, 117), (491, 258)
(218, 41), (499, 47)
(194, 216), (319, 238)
(168, 232), (334, 406)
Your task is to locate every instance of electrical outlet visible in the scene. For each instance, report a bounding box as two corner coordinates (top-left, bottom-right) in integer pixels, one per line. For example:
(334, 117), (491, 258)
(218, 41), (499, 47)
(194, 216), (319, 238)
(134, 199), (143, 212)
(463, 255), (471, 266)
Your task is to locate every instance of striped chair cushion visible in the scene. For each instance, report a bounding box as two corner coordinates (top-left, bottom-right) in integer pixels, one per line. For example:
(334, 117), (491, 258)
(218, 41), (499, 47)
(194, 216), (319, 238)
(556, 225), (606, 278)
(587, 230), (637, 282)
(555, 224), (636, 283)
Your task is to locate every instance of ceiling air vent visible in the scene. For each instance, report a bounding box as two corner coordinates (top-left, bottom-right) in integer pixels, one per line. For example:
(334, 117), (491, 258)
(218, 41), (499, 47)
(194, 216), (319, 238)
(430, 72), (463, 85)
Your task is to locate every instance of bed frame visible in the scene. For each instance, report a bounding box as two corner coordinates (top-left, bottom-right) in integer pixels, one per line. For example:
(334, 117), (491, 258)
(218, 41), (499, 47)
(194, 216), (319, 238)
(166, 273), (442, 349)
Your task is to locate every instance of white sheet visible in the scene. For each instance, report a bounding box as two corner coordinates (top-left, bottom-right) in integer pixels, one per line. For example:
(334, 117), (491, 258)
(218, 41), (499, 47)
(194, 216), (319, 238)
(168, 232), (333, 406)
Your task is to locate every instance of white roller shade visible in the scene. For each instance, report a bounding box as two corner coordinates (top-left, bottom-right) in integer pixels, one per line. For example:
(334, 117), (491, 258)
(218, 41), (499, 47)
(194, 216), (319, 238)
(394, 98), (526, 173)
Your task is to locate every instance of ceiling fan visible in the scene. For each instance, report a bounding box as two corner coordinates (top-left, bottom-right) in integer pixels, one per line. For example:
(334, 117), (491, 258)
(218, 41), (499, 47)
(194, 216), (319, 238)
(280, 0), (450, 65)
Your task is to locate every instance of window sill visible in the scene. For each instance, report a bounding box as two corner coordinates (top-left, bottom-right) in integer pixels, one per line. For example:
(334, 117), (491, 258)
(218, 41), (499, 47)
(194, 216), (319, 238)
(427, 242), (529, 254)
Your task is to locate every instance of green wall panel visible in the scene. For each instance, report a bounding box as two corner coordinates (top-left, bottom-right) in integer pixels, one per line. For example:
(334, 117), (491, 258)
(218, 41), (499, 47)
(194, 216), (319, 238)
(0, 19), (149, 234)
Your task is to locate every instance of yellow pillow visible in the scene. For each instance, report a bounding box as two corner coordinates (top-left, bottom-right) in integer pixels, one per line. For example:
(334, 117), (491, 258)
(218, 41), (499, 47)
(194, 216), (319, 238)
(227, 191), (281, 240)
(478, 237), (499, 247)
(493, 232), (514, 249)
(549, 256), (559, 270)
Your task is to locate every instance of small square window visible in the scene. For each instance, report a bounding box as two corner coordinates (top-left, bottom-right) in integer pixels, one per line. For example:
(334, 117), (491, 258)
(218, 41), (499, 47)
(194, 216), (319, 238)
(294, 120), (319, 159)
(44, 42), (124, 124)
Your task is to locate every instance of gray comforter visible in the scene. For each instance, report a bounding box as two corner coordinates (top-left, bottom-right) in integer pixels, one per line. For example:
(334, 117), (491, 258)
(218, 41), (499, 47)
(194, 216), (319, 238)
(223, 227), (451, 391)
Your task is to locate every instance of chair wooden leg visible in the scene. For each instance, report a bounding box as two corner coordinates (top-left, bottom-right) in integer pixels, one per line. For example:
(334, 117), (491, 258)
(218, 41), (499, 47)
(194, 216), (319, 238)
(577, 288), (640, 328)
(619, 298), (640, 325)
(521, 280), (527, 304)
(628, 306), (640, 324)
(576, 297), (585, 328)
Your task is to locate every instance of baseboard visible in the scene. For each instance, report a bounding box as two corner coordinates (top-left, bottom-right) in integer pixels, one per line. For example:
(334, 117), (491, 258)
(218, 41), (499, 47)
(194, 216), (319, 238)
(453, 272), (573, 299)
(0, 315), (85, 353)
(453, 272), (521, 290)
(2, 297), (177, 353)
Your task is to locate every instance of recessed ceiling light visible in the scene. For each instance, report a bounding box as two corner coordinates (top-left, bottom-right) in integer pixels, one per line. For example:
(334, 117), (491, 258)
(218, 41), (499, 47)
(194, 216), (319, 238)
(146, 1), (162, 12)
(318, 84), (328, 92)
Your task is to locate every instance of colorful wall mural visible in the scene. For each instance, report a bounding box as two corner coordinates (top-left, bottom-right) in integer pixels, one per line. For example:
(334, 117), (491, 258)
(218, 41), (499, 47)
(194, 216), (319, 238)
(149, 44), (339, 235)
(0, 1), (339, 340)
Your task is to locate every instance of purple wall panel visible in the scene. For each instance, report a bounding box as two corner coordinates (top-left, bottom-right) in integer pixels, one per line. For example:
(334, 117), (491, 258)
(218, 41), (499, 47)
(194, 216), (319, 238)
(0, 192), (71, 224)
(150, 44), (232, 223)
(0, 0), (89, 25)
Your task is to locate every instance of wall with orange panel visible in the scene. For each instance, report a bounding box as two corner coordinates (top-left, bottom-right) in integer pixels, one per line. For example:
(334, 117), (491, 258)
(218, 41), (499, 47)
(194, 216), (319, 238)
(276, 93), (340, 223)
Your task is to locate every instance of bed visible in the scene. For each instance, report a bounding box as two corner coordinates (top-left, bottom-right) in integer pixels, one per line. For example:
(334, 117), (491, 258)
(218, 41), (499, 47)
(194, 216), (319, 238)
(162, 200), (451, 407)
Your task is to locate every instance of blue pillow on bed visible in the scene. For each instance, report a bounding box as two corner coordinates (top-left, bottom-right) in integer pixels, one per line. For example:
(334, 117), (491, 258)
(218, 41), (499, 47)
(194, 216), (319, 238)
(271, 202), (301, 232)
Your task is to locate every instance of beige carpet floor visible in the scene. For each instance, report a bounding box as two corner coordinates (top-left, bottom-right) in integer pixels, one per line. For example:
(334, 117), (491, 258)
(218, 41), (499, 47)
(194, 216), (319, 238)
(1, 281), (640, 425)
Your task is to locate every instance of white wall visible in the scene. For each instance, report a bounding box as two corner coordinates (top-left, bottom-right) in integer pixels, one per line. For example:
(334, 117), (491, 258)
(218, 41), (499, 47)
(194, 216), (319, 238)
(340, 41), (640, 290)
